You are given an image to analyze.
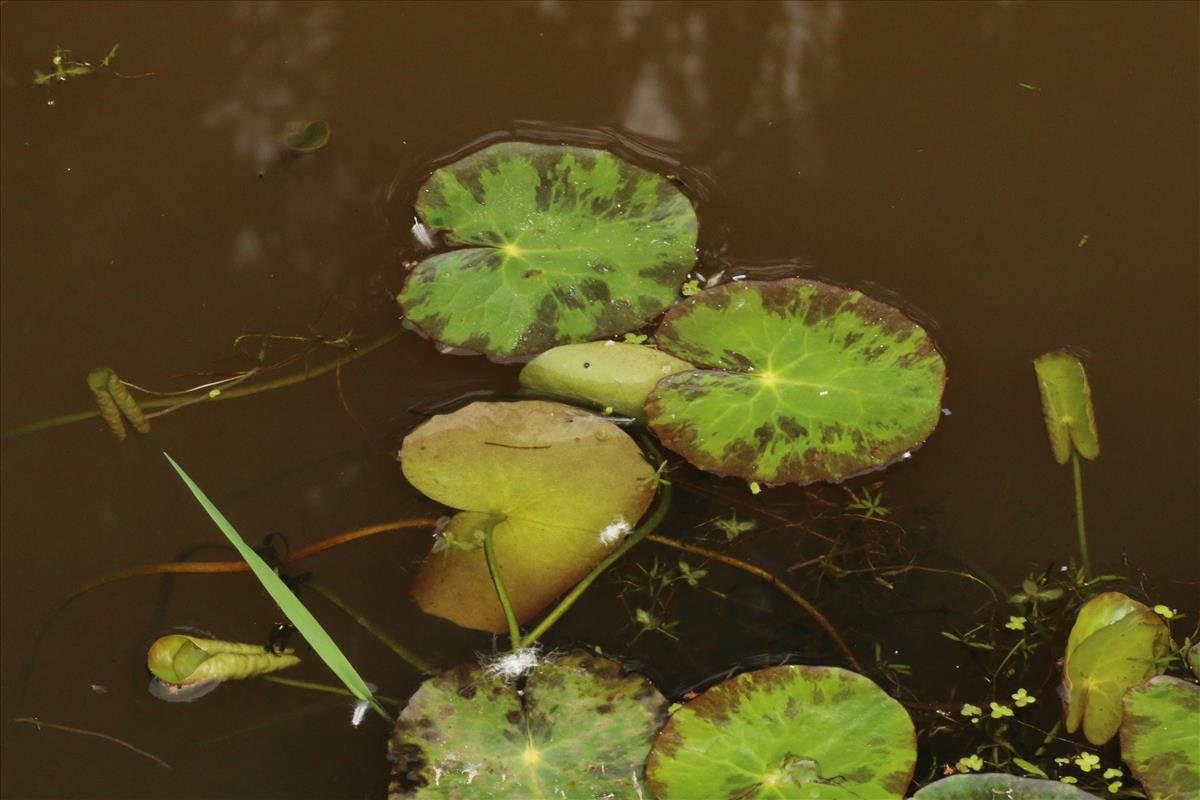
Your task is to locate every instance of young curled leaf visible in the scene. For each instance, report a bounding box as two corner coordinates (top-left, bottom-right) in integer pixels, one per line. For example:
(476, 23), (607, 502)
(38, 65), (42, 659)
(147, 634), (298, 686)
(87, 369), (126, 440)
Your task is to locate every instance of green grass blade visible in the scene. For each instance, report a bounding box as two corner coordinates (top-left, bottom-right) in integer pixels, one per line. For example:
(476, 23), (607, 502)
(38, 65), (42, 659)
(163, 453), (389, 720)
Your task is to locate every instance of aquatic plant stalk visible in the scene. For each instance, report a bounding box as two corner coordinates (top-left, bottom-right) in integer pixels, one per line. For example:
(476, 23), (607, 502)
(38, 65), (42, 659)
(261, 676), (403, 709)
(646, 534), (862, 671)
(520, 483), (672, 648)
(164, 454), (389, 721)
(306, 580), (438, 675)
(2, 329), (402, 440)
(9, 717), (170, 769)
(482, 527), (522, 652)
(1071, 452), (1091, 578)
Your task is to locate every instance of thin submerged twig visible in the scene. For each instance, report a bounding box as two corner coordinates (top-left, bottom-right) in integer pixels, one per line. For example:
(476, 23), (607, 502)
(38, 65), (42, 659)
(9, 717), (171, 769)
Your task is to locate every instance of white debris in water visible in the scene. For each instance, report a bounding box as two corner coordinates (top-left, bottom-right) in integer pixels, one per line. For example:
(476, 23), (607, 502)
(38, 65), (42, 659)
(598, 516), (632, 545)
(463, 766), (480, 784)
(433, 767), (442, 786)
(661, 365), (671, 373)
(901, 451), (913, 460)
(412, 219), (435, 249)
(350, 698), (371, 728)
(818, 390), (829, 396)
(704, 270), (725, 288)
(482, 647), (542, 681)
(605, 340), (616, 346)
(942, 407), (953, 416)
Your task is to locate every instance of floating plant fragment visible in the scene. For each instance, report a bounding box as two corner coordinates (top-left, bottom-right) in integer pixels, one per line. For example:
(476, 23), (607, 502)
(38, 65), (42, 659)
(1061, 592), (1170, 745)
(87, 367), (150, 440)
(910, 774), (1102, 799)
(387, 651), (666, 799)
(396, 141), (698, 359)
(518, 341), (693, 417)
(1120, 676), (1200, 800)
(645, 665), (916, 799)
(646, 278), (946, 484)
(281, 120), (331, 153)
(1034, 351), (1099, 464)
(401, 401), (654, 632)
(146, 634), (297, 702)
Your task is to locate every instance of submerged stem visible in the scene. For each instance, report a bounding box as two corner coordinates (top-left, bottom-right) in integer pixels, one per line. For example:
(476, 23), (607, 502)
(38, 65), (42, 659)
(1071, 451), (1091, 579)
(520, 483), (673, 648)
(646, 534), (863, 671)
(2, 329), (403, 440)
(306, 580), (439, 675)
(483, 526), (522, 652)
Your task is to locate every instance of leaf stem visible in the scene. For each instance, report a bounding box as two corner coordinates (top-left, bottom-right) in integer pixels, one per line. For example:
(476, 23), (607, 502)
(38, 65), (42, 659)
(2, 329), (403, 440)
(482, 526), (522, 652)
(646, 533), (863, 671)
(520, 482), (673, 648)
(306, 580), (439, 675)
(1071, 451), (1091, 579)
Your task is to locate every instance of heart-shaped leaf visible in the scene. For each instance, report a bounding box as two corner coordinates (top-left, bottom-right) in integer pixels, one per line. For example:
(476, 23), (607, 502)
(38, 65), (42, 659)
(646, 278), (946, 484)
(519, 341), (693, 417)
(1120, 676), (1200, 800)
(397, 142), (698, 359)
(1034, 351), (1100, 464)
(1062, 592), (1170, 745)
(645, 665), (916, 799)
(387, 651), (667, 799)
(401, 401), (654, 633)
(911, 774), (1102, 799)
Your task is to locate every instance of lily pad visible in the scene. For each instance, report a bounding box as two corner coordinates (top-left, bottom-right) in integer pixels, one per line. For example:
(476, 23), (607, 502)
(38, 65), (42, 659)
(282, 120), (331, 153)
(646, 278), (946, 484)
(402, 401), (654, 633)
(1120, 676), (1200, 800)
(1189, 642), (1200, 680)
(387, 651), (667, 798)
(910, 774), (1102, 799)
(1034, 351), (1099, 464)
(1062, 592), (1170, 745)
(518, 341), (693, 417)
(645, 665), (916, 799)
(396, 141), (698, 359)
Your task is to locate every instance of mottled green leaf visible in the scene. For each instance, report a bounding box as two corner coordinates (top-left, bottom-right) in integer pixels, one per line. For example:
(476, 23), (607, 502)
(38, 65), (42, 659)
(1034, 351), (1099, 464)
(518, 341), (693, 417)
(282, 120), (331, 153)
(1062, 593), (1170, 745)
(645, 665), (916, 799)
(387, 651), (666, 799)
(911, 774), (1102, 799)
(646, 279), (946, 484)
(1188, 643), (1200, 680)
(1121, 676), (1200, 800)
(401, 401), (653, 633)
(397, 142), (698, 359)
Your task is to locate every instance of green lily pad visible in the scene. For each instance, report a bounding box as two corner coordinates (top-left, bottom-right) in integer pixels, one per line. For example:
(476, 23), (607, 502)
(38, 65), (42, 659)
(1120, 676), (1200, 800)
(1062, 593), (1170, 745)
(645, 665), (916, 799)
(282, 120), (331, 153)
(910, 774), (1102, 799)
(396, 141), (698, 359)
(1034, 351), (1099, 464)
(402, 401), (654, 633)
(518, 341), (693, 417)
(645, 279), (946, 484)
(387, 651), (667, 798)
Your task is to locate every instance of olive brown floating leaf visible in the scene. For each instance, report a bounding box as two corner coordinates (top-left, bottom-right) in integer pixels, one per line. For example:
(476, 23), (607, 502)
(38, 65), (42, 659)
(1120, 676), (1200, 800)
(645, 665), (916, 799)
(396, 141), (698, 359)
(387, 651), (667, 799)
(401, 400), (654, 633)
(646, 278), (947, 484)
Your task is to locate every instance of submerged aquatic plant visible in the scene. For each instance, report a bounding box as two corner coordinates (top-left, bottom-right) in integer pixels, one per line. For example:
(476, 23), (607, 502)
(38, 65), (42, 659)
(33, 44), (119, 86)
(87, 368), (150, 440)
(396, 141), (698, 358)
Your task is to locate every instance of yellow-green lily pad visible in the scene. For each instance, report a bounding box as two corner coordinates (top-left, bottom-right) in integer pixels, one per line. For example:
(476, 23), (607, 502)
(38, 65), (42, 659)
(646, 278), (946, 484)
(1034, 351), (1100, 464)
(646, 665), (916, 799)
(387, 651), (667, 798)
(1121, 676), (1200, 800)
(1062, 592), (1170, 745)
(401, 401), (654, 633)
(518, 341), (693, 417)
(397, 141), (698, 359)
(911, 774), (1102, 799)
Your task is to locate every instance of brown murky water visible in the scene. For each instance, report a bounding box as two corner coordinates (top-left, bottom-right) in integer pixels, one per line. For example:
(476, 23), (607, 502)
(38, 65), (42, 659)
(2, 2), (1197, 798)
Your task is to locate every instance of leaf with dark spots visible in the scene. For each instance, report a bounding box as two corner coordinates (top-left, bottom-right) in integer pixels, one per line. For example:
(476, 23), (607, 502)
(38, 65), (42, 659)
(645, 278), (947, 484)
(646, 665), (915, 799)
(912, 774), (1103, 799)
(397, 141), (698, 359)
(1121, 676), (1200, 800)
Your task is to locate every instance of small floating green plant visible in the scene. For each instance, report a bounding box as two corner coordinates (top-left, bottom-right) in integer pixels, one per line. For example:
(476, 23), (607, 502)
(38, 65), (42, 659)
(33, 44), (119, 86)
